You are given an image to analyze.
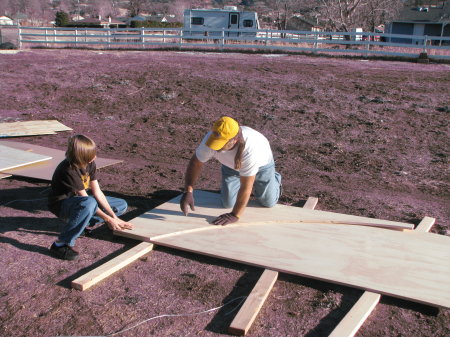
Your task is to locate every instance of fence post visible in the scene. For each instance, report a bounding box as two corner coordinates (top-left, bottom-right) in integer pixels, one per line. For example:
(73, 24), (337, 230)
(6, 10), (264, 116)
(179, 29), (182, 50)
(141, 27), (145, 49)
(54, 28), (56, 43)
(163, 29), (165, 43)
(75, 29), (78, 47)
(423, 35), (428, 54)
(221, 28), (225, 50)
(18, 24), (22, 49)
(45, 29), (48, 47)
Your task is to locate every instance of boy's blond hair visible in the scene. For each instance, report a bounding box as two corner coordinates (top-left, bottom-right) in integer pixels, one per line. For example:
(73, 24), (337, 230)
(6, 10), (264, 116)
(66, 134), (96, 168)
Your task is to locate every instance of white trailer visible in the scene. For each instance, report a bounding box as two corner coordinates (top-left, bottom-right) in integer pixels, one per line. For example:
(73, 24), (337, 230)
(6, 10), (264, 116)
(183, 6), (260, 37)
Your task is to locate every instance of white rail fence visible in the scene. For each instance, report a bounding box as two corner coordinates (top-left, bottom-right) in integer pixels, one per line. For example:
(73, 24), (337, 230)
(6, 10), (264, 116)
(18, 26), (450, 60)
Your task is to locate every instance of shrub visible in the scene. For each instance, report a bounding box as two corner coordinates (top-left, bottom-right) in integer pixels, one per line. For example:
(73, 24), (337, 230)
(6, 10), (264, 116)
(55, 11), (69, 27)
(130, 21), (182, 29)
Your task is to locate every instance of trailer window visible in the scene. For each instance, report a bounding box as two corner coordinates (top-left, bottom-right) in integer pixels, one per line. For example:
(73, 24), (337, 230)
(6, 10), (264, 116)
(230, 14), (238, 25)
(191, 17), (204, 25)
(243, 20), (253, 28)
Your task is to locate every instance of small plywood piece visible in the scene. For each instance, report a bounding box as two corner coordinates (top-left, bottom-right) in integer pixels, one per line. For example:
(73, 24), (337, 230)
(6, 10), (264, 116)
(0, 141), (122, 181)
(0, 120), (72, 138)
(229, 196), (319, 336)
(0, 145), (52, 171)
(328, 216), (436, 337)
(114, 191), (450, 309)
(71, 242), (154, 291)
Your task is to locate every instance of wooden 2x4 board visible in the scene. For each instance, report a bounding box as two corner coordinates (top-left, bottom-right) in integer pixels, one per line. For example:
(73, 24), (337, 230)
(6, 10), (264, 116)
(0, 141), (123, 181)
(115, 191), (450, 309)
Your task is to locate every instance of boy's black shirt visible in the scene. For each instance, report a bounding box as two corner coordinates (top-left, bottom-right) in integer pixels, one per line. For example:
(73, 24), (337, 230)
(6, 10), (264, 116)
(48, 159), (97, 216)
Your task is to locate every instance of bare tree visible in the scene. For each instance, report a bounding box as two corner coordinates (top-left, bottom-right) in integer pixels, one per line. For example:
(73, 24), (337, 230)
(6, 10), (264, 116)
(127, 0), (149, 17)
(359, 0), (402, 32)
(315, 0), (404, 32)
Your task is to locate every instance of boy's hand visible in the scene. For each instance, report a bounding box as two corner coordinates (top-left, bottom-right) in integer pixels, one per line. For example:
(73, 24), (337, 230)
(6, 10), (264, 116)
(106, 217), (133, 231)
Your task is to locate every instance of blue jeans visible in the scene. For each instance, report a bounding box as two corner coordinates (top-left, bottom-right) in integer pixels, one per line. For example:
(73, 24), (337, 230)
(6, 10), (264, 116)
(221, 161), (281, 209)
(58, 196), (127, 246)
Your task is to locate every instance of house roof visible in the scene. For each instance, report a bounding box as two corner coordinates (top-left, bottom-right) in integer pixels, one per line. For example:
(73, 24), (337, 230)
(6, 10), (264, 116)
(395, 3), (450, 23)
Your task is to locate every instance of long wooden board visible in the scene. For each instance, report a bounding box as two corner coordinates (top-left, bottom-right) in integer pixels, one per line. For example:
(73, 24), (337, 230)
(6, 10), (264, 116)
(0, 144), (52, 171)
(71, 242), (154, 291)
(115, 191), (413, 242)
(115, 191), (449, 309)
(0, 141), (122, 180)
(0, 120), (72, 138)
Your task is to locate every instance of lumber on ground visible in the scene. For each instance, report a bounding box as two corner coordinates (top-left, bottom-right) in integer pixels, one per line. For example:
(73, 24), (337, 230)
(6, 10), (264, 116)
(228, 197), (319, 336)
(0, 120), (72, 138)
(328, 216), (436, 337)
(71, 242), (154, 291)
(0, 144), (52, 171)
(0, 141), (122, 180)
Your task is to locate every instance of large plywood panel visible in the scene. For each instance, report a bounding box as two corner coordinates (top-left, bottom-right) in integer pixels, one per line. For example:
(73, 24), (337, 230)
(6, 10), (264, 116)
(0, 141), (122, 180)
(0, 145), (52, 171)
(154, 219), (450, 308)
(115, 191), (449, 309)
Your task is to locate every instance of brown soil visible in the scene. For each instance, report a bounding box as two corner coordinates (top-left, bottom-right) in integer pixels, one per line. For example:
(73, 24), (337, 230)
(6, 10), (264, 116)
(0, 49), (449, 337)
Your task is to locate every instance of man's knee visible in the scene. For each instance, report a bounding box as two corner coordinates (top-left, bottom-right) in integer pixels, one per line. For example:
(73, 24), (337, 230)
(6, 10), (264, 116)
(221, 195), (235, 209)
(258, 196), (278, 208)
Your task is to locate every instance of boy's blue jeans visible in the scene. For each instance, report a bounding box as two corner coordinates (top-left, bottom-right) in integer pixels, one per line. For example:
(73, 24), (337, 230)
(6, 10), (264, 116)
(58, 196), (127, 247)
(220, 161), (282, 209)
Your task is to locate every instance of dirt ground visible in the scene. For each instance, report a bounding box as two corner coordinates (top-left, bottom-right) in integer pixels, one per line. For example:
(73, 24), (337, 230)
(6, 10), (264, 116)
(0, 49), (449, 337)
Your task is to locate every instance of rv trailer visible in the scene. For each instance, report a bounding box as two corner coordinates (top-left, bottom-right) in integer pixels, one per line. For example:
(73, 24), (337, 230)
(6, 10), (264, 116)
(183, 6), (260, 37)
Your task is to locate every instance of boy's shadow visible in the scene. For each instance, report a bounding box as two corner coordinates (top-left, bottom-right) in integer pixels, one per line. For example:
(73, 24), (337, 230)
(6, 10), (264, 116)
(0, 185), (181, 256)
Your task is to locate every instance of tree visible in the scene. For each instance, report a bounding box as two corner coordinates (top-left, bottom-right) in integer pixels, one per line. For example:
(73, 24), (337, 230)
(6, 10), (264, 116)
(314, 0), (403, 32)
(55, 10), (69, 26)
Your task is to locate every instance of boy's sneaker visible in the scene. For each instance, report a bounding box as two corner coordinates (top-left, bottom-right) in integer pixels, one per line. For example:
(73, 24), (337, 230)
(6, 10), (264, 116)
(50, 243), (79, 261)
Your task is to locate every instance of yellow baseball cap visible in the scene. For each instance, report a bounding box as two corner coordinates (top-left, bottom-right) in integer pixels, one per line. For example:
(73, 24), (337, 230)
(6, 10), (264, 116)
(205, 116), (240, 150)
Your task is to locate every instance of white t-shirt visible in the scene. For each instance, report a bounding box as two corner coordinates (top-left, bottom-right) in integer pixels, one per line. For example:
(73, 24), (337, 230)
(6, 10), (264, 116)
(195, 126), (274, 176)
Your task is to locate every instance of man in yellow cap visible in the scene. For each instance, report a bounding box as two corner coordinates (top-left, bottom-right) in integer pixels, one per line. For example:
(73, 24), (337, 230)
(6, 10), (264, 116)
(180, 116), (282, 225)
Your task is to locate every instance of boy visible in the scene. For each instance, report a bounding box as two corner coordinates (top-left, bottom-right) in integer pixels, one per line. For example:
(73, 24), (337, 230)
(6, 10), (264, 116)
(48, 134), (132, 260)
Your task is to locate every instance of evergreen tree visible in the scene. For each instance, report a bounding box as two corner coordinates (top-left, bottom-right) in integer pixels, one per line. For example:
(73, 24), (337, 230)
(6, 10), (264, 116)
(55, 11), (69, 27)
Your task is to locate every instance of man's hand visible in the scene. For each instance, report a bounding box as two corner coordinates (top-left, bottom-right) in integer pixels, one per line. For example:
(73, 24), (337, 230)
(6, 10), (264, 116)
(180, 191), (195, 215)
(106, 217), (133, 231)
(212, 213), (239, 226)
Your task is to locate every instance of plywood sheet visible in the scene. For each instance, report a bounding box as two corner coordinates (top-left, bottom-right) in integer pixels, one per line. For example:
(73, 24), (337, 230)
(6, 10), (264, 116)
(0, 145), (52, 171)
(116, 191), (413, 242)
(115, 191), (450, 309)
(0, 141), (122, 181)
(0, 120), (72, 138)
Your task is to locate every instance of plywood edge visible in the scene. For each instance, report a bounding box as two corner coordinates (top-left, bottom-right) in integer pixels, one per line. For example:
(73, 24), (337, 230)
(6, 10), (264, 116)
(229, 269), (279, 335)
(228, 197), (319, 336)
(328, 215), (436, 337)
(71, 242), (154, 291)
